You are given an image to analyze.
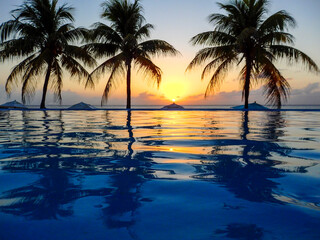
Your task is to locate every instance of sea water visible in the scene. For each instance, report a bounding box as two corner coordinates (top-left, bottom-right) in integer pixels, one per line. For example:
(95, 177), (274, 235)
(0, 110), (319, 240)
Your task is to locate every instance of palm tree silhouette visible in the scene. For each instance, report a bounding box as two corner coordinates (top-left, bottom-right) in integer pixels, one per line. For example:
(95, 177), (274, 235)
(85, 0), (179, 109)
(187, 0), (319, 109)
(0, 0), (96, 109)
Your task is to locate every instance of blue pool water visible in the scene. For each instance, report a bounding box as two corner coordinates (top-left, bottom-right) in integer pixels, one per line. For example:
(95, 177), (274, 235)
(0, 110), (319, 240)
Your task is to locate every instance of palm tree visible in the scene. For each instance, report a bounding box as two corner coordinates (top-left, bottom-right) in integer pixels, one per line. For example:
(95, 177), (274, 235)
(0, 0), (95, 109)
(86, 0), (179, 109)
(187, 0), (319, 109)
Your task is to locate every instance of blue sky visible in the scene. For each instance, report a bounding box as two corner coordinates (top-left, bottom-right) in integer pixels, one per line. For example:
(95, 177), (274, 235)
(0, 0), (319, 106)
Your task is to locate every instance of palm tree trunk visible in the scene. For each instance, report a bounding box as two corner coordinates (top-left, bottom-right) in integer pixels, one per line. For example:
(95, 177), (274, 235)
(244, 56), (252, 109)
(126, 60), (132, 109)
(40, 60), (52, 109)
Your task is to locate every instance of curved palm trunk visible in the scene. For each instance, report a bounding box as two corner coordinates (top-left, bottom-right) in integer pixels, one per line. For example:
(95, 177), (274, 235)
(244, 56), (252, 109)
(40, 61), (53, 109)
(126, 60), (132, 110)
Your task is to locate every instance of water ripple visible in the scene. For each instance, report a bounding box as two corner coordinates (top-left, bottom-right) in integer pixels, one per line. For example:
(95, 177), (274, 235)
(0, 110), (320, 239)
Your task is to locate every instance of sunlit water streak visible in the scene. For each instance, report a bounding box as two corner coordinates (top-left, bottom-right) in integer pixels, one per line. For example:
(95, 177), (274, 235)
(0, 110), (319, 240)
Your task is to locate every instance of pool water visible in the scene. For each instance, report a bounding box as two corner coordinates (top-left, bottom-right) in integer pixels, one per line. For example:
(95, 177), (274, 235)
(0, 110), (319, 240)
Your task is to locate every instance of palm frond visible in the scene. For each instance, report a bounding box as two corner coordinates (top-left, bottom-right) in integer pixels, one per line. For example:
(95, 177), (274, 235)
(187, 45), (235, 71)
(83, 42), (119, 58)
(138, 39), (179, 57)
(190, 31), (236, 46)
(64, 45), (96, 67)
(5, 54), (36, 95)
(201, 54), (237, 80)
(259, 31), (295, 45)
(58, 24), (84, 43)
(0, 20), (20, 42)
(101, 60), (125, 105)
(101, 0), (144, 37)
(20, 53), (48, 103)
(269, 45), (319, 72)
(205, 57), (237, 97)
(90, 53), (125, 88)
(134, 55), (162, 87)
(134, 23), (154, 41)
(21, 76), (37, 104)
(60, 54), (92, 86)
(259, 58), (291, 108)
(55, 3), (75, 23)
(259, 10), (296, 33)
(208, 13), (237, 33)
(0, 38), (37, 60)
(89, 22), (122, 44)
(51, 59), (63, 103)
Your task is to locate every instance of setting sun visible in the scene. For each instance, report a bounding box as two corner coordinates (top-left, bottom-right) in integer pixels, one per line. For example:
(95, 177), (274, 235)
(160, 79), (188, 102)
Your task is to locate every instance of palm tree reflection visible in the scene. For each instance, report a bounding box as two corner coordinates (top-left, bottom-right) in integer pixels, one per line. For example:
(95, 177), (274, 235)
(0, 169), (111, 219)
(0, 111), (155, 233)
(194, 111), (299, 203)
(102, 111), (154, 229)
(0, 111), (113, 219)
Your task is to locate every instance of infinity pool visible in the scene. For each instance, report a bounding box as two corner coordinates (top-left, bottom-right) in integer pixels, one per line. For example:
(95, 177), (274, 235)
(0, 110), (319, 240)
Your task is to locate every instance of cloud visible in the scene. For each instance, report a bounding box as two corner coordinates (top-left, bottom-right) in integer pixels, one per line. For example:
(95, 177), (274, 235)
(132, 92), (167, 105)
(181, 83), (320, 106)
(289, 83), (320, 105)
(291, 83), (319, 96)
(181, 89), (266, 105)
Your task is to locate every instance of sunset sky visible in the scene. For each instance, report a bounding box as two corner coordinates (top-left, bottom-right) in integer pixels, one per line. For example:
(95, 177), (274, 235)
(0, 0), (319, 106)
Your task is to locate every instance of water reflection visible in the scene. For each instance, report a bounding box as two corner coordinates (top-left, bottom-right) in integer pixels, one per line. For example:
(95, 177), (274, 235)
(215, 223), (264, 239)
(0, 111), (113, 219)
(102, 111), (154, 230)
(0, 110), (156, 236)
(0, 169), (111, 219)
(193, 111), (311, 203)
(0, 110), (319, 239)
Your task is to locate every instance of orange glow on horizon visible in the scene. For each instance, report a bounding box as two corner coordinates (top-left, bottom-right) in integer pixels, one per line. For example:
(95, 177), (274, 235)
(159, 79), (188, 102)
